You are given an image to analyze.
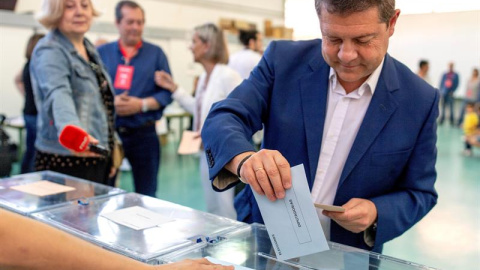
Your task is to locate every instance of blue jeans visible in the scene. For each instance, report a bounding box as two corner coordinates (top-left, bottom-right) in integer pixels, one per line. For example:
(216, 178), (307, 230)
(21, 114), (37, 173)
(439, 92), (455, 125)
(118, 125), (160, 197)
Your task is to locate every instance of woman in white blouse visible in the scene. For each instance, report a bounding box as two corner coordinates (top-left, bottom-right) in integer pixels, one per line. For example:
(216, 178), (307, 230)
(155, 23), (242, 219)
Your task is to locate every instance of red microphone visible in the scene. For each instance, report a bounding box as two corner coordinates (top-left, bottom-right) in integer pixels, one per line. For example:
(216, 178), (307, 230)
(59, 125), (109, 156)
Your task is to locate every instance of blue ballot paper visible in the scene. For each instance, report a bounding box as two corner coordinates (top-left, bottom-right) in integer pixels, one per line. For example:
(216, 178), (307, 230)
(252, 164), (329, 261)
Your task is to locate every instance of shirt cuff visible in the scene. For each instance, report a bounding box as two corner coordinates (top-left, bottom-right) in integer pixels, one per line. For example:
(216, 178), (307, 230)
(171, 86), (187, 99)
(212, 168), (240, 190)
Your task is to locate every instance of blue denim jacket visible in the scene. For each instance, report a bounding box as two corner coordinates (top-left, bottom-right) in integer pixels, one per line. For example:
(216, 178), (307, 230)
(30, 29), (114, 155)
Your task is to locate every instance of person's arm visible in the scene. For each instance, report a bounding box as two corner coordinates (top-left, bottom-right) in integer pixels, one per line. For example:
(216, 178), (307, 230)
(0, 209), (232, 270)
(0, 209), (151, 270)
(31, 46), (82, 135)
(14, 69), (25, 95)
(32, 47), (103, 157)
(452, 73), (460, 91)
(114, 92), (159, 116)
(155, 70), (195, 114)
(201, 42), (291, 201)
(151, 47), (173, 109)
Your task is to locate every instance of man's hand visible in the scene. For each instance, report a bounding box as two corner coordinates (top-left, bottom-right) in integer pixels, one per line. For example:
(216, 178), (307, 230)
(114, 91), (142, 116)
(323, 198), (377, 233)
(153, 258), (234, 270)
(227, 149), (292, 202)
(155, 70), (177, 93)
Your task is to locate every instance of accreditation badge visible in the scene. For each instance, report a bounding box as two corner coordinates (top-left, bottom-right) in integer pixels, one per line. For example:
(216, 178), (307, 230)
(114, 65), (134, 90)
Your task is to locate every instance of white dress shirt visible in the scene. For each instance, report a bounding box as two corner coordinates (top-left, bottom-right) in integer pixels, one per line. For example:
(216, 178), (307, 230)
(311, 59), (385, 240)
(228, 49), (262, 79)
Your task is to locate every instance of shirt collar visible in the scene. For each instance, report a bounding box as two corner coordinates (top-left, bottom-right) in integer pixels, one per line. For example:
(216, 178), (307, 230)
(329, 57), (385, 97)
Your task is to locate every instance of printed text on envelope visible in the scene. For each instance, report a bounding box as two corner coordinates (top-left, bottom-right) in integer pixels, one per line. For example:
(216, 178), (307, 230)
(285, 189), (311, 244)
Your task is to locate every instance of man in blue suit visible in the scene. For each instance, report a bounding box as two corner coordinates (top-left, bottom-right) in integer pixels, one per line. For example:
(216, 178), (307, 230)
(202, 0), (438, 253)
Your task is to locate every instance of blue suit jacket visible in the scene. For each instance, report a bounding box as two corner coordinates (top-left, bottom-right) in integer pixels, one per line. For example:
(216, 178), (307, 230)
(202, 39), (439, 253)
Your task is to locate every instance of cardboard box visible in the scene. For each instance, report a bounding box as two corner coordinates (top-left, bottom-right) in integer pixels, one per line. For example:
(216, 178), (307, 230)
(234, 20), (251, 31)
(272, 26), (283, 38)
(283, 28), (294, 39)
(219, 18), (234, 30)
(264, 20), (273, 37)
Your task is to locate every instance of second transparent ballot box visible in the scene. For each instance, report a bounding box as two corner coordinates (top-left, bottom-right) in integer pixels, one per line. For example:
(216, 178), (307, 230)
(32, 192), (248, 264)
(0, 170), (124, 215)
(159, 223), (438, 270)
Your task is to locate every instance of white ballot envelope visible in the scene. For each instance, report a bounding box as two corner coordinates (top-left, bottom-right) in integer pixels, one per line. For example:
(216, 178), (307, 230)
(177, 130), (202, 155)
(252, 164), (329, 261)
(100, 206), (174, 230)
(10, 180), (76, 197)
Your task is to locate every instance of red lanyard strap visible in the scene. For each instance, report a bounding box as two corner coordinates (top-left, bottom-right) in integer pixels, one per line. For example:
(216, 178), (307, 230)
(118, 40), (143, 64)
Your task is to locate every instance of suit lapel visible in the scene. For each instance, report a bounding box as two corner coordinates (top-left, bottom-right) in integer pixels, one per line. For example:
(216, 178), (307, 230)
(300, 59), (330, 187)
(338, 55), (399, 187)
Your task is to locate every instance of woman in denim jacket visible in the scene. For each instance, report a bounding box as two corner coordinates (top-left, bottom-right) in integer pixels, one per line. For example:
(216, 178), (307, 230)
(30, 0), (115, 184)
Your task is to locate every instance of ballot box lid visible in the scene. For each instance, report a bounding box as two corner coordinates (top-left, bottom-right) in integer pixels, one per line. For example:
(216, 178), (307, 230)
(159, 223), (439, 270)
(32, 192), (248, 264)
(0, 170), (124, 215)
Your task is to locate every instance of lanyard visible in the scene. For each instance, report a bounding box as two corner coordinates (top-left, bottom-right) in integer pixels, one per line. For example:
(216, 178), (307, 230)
(118, 40), (143, 65)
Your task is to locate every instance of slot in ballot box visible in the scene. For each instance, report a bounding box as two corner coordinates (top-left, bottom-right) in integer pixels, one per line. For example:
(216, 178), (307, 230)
(32, 192), (249, 264)
(0, 170), (124, 215)
(159, 223), (438, 270)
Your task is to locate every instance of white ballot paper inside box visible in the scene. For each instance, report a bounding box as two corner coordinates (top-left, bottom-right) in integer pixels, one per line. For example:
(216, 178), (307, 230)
(100, 206), (174, 230)
(252, 164), (329, 261)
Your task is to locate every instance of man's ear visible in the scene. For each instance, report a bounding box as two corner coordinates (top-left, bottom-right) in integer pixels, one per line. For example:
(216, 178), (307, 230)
(388, 9), (401, 37)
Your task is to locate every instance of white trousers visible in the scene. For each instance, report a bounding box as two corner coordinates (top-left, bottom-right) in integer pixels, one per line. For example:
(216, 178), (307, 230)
(199, 151), (237, 220)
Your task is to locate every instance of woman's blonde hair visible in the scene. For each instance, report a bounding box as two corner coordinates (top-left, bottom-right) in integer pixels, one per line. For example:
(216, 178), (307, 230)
(194, 23), (229, 64)
(36, 0), (100, 29)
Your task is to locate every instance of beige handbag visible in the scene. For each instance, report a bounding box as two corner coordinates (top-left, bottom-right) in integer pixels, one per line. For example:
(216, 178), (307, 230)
(112, 135), (125, 169)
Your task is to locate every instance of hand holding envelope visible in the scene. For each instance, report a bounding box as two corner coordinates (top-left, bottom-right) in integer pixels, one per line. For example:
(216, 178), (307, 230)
(231, 149), (292, 202)
(231, 150), (378, 236)
(252, 164), (329, 260)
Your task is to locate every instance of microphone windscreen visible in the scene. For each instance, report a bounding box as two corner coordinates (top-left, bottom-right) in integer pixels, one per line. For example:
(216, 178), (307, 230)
(59, 125), (90, 152)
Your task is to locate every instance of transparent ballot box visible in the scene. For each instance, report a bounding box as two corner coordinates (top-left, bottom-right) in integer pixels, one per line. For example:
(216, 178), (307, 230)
(0, 170), (124, 215)
(32, 193), (248, 264)
(159, 224), (438, 270)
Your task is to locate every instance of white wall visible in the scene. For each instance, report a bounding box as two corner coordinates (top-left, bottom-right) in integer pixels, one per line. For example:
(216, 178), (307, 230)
(0, 26), (33, 119)
(0, 0), (283, 122)
(389, 10), (480, 96)
(4, 2), (478, 120)
(285, 2), (479, 96)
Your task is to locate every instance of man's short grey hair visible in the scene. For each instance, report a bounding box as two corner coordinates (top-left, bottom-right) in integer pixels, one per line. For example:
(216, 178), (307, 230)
(315, 0), (395, 24)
